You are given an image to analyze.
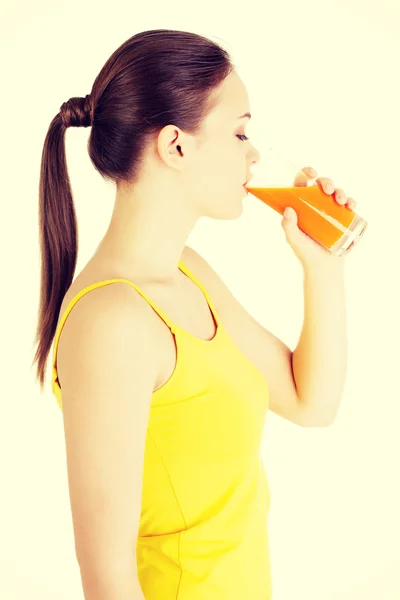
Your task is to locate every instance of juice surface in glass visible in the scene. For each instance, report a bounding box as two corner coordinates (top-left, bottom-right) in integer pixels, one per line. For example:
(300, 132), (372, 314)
(247, 184), (367, 255)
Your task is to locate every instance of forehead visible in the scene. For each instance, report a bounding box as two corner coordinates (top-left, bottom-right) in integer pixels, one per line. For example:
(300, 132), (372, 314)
(206, 71), (251, 126)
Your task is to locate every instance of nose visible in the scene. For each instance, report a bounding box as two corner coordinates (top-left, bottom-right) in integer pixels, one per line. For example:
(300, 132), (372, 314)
(246, 147), (260, 181)
(251, 146), (261, 165)
(247, 143), (260, 166)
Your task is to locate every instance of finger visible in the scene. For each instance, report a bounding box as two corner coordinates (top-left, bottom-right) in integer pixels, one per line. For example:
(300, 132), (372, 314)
(346, 197), (357, 210)
(316, 177), (335, 195)
(294, 166), (317, 187)
(304, 166), (317, 178)
(334, 188), (347, 205)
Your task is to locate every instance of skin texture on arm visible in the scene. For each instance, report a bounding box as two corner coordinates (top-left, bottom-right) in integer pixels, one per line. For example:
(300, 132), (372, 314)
(56, 283), (160, 599)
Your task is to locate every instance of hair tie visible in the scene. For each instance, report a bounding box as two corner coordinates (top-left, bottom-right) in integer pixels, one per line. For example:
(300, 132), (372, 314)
(59, 94), (92, 128)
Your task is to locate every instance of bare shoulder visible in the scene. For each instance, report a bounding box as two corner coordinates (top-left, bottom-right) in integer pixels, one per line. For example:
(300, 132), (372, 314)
(56, 279), (161, 393)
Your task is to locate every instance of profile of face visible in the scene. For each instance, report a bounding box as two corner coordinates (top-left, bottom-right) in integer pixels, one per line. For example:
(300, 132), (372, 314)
(189, 71), (260, 220)
(154, 70), (261, 222)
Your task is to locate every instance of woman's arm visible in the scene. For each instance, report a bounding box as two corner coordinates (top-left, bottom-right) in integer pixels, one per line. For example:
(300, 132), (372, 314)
(292, 264), (348, 425)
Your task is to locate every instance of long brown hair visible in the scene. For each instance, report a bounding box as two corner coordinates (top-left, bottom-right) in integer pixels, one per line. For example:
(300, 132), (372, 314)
(32, 29), (234, 391)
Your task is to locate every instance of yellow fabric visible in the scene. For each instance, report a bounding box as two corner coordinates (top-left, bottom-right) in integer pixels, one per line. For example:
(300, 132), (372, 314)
(51, 259), (272, 599)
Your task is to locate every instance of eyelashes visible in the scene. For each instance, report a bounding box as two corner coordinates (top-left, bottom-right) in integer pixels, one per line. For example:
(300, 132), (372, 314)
(236, 134), (249, 142)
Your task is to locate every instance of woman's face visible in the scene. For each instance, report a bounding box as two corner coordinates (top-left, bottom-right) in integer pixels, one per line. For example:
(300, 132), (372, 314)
(188, 70), (261, 220)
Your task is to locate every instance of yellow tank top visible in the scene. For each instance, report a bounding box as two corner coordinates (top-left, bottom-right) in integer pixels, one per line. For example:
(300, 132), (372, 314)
(51, 259), (272, 600)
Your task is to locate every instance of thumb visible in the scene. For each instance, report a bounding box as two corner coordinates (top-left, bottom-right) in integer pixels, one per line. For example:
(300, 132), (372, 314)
(281, 207), (300, 242)
(282, 206), (297, 224)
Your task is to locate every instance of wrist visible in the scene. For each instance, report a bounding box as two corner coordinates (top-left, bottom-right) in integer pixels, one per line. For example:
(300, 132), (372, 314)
(302, 258), (345, 278)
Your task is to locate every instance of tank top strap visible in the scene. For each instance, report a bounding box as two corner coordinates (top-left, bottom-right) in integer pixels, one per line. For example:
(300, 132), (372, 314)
(53, 260), (220, 376)
(111, 258), (220, 330)
(51, 278), (175, 373)
(178, 258), (220, 326)
(52, 258), (219, 370)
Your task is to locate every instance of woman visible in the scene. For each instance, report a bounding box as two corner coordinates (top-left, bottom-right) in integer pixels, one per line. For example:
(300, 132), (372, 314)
(33, 29), (353, 600)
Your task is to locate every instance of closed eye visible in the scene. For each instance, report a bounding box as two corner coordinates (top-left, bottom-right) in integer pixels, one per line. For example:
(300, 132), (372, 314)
(237, 134), (249, 141)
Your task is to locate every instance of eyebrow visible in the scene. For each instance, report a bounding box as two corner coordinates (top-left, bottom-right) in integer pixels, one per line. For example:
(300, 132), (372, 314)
(238, 112), (252, 120)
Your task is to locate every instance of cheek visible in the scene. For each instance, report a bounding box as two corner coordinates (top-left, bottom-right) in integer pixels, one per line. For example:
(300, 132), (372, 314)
(195, 150), (223, 186)
(193, 140), (242, 193)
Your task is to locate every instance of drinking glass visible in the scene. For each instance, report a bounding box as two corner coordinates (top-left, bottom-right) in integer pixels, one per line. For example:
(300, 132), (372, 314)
(245, 146), (368, 257)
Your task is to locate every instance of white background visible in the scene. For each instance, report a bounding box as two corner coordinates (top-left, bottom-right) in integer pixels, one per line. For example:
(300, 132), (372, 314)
(1, 0), (399, 598)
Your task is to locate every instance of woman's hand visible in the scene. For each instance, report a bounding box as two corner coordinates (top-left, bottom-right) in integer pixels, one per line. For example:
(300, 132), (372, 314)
(281, 166), (357, 270)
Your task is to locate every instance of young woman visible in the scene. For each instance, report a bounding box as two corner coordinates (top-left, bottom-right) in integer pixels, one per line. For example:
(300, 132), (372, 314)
(33, 28), (353, 600)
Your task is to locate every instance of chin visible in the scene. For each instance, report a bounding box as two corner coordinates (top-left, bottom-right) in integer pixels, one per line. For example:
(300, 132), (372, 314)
(205, 192), (244, 221)
(226, 197), (244, 220)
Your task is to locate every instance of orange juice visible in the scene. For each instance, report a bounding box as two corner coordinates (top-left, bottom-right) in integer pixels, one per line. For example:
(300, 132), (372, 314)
(247, 185), (368, 256)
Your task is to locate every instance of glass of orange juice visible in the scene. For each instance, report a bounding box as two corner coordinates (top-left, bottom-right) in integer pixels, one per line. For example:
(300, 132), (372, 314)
(245, 146), (368, 257)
